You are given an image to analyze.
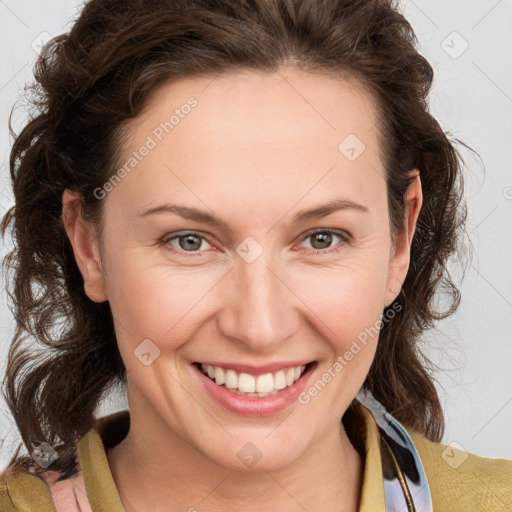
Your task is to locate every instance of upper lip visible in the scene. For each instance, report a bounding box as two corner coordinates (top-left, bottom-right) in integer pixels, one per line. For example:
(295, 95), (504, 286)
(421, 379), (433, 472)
(194, 360), (315, 376)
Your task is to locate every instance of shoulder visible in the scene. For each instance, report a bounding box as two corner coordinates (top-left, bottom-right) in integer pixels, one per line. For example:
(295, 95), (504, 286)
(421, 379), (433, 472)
(0, 464), (58, 512)
(0, 411), (128, 512)
(408, 430), (512, 511)
(0, 455), (89, 512)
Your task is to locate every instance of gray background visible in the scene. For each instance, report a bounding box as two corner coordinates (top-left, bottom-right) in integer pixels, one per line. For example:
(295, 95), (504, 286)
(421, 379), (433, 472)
(0, 0), (511, 470)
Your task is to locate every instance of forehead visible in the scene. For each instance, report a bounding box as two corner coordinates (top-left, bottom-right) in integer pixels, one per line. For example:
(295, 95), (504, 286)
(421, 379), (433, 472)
(136, 67), (381, 152)
(110, 68), (386, 219)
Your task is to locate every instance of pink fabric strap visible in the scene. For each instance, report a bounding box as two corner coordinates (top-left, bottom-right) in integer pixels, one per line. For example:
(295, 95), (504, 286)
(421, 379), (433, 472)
(38, 462), (92, 512)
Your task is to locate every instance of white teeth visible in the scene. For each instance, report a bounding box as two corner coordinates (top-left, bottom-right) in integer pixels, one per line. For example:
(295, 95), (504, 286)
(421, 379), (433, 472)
(199, 363), (309, 395)
(273, 370), (287, 390)
(255, 373), (274, 393)
(238, 373), (256, 393)
(225, 369), (238, 389)
(285, 367), (295, 386)
(214, 366), (225, 386)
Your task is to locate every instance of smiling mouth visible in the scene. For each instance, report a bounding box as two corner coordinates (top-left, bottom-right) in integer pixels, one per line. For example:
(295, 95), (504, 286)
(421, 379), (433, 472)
(193, 361), (317, 397)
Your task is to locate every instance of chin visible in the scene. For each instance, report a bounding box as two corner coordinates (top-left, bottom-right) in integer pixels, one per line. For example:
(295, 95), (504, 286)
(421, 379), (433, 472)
(197, 432), (309, 473)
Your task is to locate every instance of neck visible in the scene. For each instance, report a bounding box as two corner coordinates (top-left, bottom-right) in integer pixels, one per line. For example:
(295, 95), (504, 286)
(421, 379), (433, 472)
(107, 403), (364, 512)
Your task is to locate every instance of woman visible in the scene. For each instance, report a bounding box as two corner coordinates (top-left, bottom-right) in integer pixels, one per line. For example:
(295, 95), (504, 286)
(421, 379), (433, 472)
(0, 0), (510, 510)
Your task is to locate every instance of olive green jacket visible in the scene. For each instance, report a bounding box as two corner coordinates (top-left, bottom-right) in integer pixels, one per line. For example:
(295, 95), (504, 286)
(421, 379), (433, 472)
(1, 404), (511, 511)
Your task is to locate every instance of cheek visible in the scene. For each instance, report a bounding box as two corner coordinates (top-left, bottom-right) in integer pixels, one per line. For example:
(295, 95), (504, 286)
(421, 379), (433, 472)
(289, 258), (388, 351)
(291, 266), (385, 412)
(104, 257), (226, 351)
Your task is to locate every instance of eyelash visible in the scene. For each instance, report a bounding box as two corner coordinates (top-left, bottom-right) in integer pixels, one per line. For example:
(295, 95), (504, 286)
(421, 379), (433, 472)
(158, 228), (350, 258)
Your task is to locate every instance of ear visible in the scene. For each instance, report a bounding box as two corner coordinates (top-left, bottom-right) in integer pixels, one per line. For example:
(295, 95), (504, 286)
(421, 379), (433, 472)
(62, 189), (108, 303)
(384, 169), (423, 307)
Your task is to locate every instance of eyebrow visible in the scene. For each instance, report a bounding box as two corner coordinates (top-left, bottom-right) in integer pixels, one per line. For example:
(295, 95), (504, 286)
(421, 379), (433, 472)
(137, 198), (369, 232)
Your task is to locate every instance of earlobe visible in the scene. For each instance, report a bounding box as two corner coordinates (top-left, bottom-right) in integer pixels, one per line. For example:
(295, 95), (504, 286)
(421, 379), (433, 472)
(62, 189), (108, 303)
(384, 169), (423, 307)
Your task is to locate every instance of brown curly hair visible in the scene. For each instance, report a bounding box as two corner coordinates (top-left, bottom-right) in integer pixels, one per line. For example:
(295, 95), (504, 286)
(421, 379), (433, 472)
(1, 0), (469, 476)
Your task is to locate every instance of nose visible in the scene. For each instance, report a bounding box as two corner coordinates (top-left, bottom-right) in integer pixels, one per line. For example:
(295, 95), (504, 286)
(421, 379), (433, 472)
(216, 253), (300, 353)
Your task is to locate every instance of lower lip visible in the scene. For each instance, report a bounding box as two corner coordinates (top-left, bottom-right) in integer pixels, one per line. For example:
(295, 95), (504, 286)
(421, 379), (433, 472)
(193, 363), (316, 416)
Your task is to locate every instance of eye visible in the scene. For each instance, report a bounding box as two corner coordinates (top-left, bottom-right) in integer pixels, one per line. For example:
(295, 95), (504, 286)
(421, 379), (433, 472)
(160, 231), (213, 257)
(159, 228), (350, 258)
(298, 229), (350, 254)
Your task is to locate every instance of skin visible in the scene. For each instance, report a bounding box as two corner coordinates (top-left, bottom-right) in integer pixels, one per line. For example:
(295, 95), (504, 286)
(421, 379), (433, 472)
(63, 67), (422, 512)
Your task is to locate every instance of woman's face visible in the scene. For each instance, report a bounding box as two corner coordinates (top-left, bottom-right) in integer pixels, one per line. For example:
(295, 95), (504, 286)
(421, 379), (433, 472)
(67, 68), (421, 471)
